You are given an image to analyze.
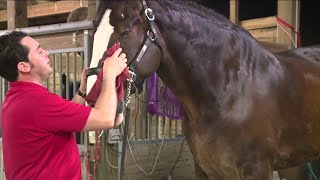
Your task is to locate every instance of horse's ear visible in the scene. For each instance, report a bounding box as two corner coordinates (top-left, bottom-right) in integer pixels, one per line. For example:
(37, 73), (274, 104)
(125, 0), (144, 17)
(127, 0), (142, 9)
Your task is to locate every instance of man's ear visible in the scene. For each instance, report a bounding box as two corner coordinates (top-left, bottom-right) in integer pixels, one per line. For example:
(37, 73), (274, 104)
(17, 62), (31, 73)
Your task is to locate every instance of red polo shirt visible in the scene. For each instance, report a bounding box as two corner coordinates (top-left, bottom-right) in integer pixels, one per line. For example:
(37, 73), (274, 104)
(1, 81), (91, 180)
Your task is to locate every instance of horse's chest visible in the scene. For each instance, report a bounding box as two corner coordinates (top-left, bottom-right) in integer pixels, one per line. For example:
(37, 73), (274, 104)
(183, 120), (239, 168)
(186, 127), (244, 178)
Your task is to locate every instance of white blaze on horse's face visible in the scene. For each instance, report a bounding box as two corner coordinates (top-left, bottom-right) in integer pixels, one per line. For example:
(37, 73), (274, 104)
(87, 9), (114, 93)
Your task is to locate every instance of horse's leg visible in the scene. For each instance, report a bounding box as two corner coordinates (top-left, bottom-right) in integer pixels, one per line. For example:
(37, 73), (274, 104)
(194, 161), (209, 180)
(277, 165), (304, 180)
(239, 160), (273, 180)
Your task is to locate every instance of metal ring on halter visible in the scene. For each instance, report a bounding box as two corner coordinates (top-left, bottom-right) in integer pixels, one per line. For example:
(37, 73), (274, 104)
(128, 70), (136, 83)
(147, 31), (156, 41)
(145, 8), (155, 21)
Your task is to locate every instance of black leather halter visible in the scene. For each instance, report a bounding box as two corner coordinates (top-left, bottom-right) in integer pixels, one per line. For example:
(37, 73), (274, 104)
(126, 0), (162, 93)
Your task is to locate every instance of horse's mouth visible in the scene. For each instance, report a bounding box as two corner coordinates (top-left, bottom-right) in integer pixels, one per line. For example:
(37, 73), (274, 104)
(129, 84), (137, 95)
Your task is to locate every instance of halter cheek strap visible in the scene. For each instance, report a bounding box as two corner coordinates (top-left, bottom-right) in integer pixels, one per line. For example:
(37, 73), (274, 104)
(127, 0), (164, 93)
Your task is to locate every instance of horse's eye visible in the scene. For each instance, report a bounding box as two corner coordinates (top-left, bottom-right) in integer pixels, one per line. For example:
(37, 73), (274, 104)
(120, 31), (130, 38)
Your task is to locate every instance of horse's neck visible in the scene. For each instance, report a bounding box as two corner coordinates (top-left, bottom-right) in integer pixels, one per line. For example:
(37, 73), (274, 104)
(151, 1), (280, 103)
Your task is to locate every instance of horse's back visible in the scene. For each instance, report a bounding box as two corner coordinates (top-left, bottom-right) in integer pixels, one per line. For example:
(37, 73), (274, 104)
(276, 45), (320, 65)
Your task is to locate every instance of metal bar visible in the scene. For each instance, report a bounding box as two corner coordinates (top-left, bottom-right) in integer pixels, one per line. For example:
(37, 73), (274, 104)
(150, 114), (153, 139)
(83, 30), (91, 68)
(135, 94), (138, 141)
(82, 27), (91, 180)
(169, 117), (172, 138)
(49, 47), (84, 54)
(80, 51), (84, 68)
(73, 52), (77, 96)
(59, 53), (63, 97)
(146, 114), (150, 139)
(66, 54), (70, 100)
(164, 117), (167, 138)
(156, 115), (159, 139)
(0, 21), (94, 36)
(175, 119), (178, 137)
(156, 77), (160, 139)
(169, 106), (172, 138)
(52, 55), (56, 94)
(142, 84), (146, 140)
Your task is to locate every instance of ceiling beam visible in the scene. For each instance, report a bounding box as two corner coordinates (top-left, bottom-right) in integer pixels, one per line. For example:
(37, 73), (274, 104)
(7, 0), (28, 29)
(0, 13), (70, 30)
(0, 0), (88, 22)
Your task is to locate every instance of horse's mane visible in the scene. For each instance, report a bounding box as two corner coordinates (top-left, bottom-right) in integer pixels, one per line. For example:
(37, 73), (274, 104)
(94, 0), (234, 34)
(94, 0), (120, 35)
(94, 0), (276, 70)
(159, 1), (261, 40)
(155, 0), (232, 26)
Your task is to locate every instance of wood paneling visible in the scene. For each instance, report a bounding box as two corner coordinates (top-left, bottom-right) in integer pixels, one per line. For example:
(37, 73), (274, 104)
(32, 31), (85, 50)
(0, 0), (88, 22)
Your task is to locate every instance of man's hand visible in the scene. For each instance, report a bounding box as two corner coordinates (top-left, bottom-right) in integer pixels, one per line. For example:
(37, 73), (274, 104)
(103, 48), (127, 81)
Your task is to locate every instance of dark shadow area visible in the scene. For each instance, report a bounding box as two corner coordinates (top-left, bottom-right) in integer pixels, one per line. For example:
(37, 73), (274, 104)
(300, 1), (320, 46)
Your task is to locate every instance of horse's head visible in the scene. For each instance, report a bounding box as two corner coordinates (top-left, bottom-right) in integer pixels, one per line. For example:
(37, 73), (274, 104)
(94, 0), (163, 93)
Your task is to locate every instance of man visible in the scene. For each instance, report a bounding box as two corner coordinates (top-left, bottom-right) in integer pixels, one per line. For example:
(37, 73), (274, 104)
(0, 31), (127, 180)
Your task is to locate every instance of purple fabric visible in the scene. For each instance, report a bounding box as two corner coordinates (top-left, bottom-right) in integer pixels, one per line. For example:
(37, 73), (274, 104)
(146, 73), (184, 119)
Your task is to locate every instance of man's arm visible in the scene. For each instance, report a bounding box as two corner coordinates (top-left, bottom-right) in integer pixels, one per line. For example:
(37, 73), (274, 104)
(83, 48), (127, 131)
(72, 68), (87, 104)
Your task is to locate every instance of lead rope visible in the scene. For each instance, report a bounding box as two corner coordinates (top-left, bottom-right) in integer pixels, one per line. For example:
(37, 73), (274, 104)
(125, 78), (133, 108)
(120, 77), (134, 180)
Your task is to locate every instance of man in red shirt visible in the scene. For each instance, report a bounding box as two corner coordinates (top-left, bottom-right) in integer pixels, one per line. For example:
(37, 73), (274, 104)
(0, 31), (127, 180)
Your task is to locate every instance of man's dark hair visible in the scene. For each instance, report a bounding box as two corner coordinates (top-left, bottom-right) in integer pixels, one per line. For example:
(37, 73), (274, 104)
(0, 31), (29, 82)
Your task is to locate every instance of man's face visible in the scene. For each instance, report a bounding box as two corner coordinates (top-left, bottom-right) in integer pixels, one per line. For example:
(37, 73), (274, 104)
(20, 36), (52, 80)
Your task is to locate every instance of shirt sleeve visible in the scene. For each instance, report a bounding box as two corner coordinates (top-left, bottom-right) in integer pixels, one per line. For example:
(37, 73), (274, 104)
(35, 91), (92, 132)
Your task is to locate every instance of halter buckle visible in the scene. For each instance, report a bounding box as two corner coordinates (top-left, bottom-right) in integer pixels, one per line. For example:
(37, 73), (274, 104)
(128, 70), (136, 83)
(147, 31), (156, 41)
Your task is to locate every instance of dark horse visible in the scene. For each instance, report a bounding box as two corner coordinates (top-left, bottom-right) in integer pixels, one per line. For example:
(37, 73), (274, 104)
(90, 0), (320, 179)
